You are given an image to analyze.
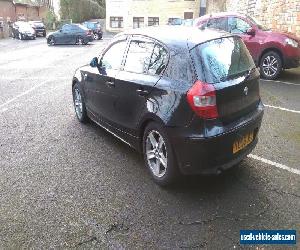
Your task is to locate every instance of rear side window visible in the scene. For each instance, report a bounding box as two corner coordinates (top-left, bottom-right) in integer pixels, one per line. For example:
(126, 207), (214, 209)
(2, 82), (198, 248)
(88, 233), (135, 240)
(207, 18), (228, 31)
(124, 40), (155, 74)
(190, 37), (255, 83)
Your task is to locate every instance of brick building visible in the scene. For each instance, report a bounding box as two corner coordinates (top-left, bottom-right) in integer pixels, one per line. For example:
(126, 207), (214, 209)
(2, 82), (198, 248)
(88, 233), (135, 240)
(106, 0), (207, 32)
(206, 0), (300, 36)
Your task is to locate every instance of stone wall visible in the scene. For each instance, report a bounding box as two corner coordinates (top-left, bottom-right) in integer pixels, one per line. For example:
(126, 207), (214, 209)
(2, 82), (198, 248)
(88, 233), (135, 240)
(206, 0), (300, 37)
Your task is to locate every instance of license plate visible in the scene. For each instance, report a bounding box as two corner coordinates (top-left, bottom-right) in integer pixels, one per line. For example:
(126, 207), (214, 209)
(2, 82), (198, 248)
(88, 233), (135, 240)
(233, 132), (254, 154)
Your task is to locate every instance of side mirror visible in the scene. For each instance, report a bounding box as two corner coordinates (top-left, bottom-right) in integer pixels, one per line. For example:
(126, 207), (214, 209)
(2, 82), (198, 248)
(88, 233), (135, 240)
(90, 57), (98, 68)
(59, 29), (62, 32)
(246, 27), (256, 36)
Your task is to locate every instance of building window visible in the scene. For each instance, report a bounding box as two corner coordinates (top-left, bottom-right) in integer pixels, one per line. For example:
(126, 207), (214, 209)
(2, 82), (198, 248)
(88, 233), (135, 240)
(110, 17), (123, 28)
(133, 17), (144, 28)
(184, 12), (194, 19)
(148, 17), (159, 26)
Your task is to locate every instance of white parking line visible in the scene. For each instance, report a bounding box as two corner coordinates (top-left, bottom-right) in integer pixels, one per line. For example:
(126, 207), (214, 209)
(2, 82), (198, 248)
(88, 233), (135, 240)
(0, 80), (50, 110)
(264, 104), (300, 114)
(248, 154), (300, 176)
(261, 79), (300, 86)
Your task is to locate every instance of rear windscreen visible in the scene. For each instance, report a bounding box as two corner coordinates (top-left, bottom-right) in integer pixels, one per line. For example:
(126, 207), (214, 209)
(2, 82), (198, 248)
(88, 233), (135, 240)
(190, 37), (255, 83)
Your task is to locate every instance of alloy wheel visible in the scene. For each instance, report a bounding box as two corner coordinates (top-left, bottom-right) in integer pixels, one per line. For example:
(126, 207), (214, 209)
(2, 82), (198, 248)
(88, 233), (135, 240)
(74, 88), (83, 119)
(262, 55), (279, 77)
(48, 36), (55, 45)
(94, 33), (99, 40)
(145, 130), (168, 178)
(77, 37), (84, 45)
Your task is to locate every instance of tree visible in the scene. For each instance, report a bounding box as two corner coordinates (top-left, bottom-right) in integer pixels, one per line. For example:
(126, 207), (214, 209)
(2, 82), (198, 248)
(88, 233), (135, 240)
(60, 0), (105, 23)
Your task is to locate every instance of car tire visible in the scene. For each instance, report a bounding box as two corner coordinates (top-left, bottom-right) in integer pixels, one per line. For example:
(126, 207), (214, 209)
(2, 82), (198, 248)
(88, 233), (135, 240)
(143, 122), (180, 186)
(72, 83), (89, 123)
(94, 33), (99, 40)
(260, 51), (282, 80)
(47, 36), (55, 46)
(76, 36), (84, 45)
(43, 32), (46, 37)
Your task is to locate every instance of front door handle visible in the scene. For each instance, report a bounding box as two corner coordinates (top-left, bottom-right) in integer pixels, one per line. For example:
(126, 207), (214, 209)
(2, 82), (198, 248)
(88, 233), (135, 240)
(105, 81), (115, 87)
(136, 89), (149, 96)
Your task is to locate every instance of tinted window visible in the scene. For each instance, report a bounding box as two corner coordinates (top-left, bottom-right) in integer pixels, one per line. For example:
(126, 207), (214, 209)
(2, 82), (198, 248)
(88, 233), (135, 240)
(207, 18), (228, 31)
(124, 40), (154, 74)
(228, 17), (251, 34)
(190, 37), (255, 83)
(148, 44), (168, 75)
(62, 25), (71, 32)
(101, 40), (127, 70)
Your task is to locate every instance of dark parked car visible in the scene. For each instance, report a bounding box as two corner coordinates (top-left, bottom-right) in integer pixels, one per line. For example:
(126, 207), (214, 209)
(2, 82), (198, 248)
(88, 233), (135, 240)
(29, 21), (46, 37)
(12, 21), (36, 40)
(194, 12), (300, 80)
(71, 26), (264, 185)
(82, 21), (103, 40)
(46, 24), (93, 45)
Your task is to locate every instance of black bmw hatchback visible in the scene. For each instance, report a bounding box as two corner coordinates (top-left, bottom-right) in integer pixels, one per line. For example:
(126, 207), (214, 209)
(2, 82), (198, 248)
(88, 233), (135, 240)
(72, 26), (264, 186)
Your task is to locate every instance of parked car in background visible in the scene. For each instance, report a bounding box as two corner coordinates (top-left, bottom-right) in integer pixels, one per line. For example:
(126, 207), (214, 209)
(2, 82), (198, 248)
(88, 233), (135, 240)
(12, 21), (36, 40)
(167, 18), (183, 25)
(46, 24), (93, 45)
(82, 21), (103, 40)
(29, 21), (46, 37)
(194, 12), (300, 80)
(182, 19), (194, 26)
(71, 26), (264, 186)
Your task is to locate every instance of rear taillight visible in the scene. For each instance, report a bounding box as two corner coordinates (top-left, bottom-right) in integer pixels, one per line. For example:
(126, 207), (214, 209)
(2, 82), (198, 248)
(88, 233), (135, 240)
(187, 80), (219, 119)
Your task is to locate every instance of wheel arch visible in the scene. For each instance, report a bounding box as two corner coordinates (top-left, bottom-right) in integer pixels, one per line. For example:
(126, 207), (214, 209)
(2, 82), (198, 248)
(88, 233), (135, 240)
(258, 47), (283, 66)
(138, 114), (166, 151)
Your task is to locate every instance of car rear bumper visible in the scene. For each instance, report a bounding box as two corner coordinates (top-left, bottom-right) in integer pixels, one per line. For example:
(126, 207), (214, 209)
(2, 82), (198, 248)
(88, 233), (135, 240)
(34, 28), (46, 35)
(167, 103), (264, 175)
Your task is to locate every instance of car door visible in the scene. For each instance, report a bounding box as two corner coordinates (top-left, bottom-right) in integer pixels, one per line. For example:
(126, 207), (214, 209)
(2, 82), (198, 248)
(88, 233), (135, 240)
(84, 36), (128, 120)
(58, 24), (71, 44)
(112, 36), (169, 135)
(228, 17), (260, 63)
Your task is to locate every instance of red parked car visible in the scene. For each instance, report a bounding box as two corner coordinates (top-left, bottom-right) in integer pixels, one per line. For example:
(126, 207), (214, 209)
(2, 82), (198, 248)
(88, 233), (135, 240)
(194, 12), (300, 80)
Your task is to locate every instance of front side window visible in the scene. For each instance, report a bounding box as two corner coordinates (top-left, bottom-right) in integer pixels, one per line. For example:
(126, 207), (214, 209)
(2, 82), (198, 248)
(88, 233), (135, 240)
(101, 40), (127, 70)
(190, 37), (255, 83)
(110, 17), (123, 28)
(148, 44), (168, 75)
(207, 17), (228, 31)
(124, 39), (155, 74)
(148, 17), (159, 26)
(133, 17), (144, 28)
(228, 17), (251, 34)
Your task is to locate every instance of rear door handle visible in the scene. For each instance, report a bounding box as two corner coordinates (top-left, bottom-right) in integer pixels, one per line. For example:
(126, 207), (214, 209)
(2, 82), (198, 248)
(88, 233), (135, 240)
(136, 89), (149, 96)
(105, 81), (115, 87)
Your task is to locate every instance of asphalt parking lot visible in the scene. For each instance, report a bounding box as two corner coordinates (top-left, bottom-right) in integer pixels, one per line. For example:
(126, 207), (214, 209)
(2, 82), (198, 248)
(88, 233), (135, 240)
(0, 36), (299, 249)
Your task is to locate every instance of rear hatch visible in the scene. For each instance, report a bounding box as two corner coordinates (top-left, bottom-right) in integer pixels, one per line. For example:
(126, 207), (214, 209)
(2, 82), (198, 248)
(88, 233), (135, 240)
(190, 36), (260, 124)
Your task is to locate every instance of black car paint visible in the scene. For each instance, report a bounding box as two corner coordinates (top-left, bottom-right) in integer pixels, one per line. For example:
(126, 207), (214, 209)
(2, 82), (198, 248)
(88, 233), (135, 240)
(48, 24), (93, 45)
(83, 21), (103, 39)
(72, 27), (264, 175)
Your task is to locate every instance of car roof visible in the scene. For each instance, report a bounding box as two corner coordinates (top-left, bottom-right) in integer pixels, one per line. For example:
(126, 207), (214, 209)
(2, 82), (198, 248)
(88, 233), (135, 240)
(196, 12), (248, 21)
(118, 26), (233, 49)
